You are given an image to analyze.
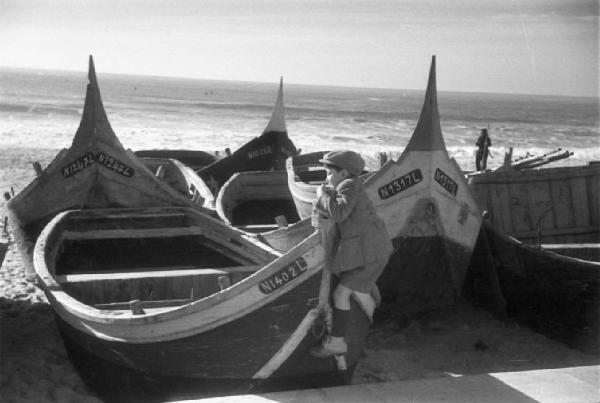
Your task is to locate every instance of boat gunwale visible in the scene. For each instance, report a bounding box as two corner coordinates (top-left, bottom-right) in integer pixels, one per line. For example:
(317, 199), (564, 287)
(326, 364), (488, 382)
(484, 221), (600, 267)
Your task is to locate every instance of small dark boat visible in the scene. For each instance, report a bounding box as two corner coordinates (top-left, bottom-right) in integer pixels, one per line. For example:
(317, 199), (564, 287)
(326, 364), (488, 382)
(197, 78), (298, 195)
(465, 221), (600, 355)
(5, 56), (211, 278)
(34, 207), (372, 402)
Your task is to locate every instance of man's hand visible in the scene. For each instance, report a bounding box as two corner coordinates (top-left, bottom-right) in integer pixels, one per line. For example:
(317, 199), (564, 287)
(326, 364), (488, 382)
(316, 183), (327, 199)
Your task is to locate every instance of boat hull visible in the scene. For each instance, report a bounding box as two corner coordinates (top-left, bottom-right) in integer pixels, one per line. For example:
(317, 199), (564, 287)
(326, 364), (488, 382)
(198, 131), (298, 195)
(363, 150), (482, 313)
(35, 207), (372, 401)
(54, 277), (370, 402)
(465, 223), (600, 355)
(379, 234), (474, 315)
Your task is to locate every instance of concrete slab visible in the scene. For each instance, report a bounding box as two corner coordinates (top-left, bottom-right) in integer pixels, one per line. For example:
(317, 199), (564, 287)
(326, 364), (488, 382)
(171, 366), (599, 403)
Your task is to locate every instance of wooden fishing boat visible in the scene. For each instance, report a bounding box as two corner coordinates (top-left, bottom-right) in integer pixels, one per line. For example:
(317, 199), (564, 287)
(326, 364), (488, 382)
(5, 56), (211, 279)
(468, 163), (600, 249)
(287, 57), (482, 315)
(286, 151), (329, 219)
(216, 171), (299, 231)
(197, 78), (298, 196)
(363, 56), (482, 314)
(464, 221), (600, 355)
(134, 149), (218, 171)
(34, 207), (372, 402)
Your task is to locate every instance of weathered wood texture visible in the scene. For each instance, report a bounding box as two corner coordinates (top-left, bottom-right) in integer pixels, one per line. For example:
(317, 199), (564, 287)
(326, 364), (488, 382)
(469, 164), (600, 244)
(55, 274), (370, 402)
(464, 222), (600, 355)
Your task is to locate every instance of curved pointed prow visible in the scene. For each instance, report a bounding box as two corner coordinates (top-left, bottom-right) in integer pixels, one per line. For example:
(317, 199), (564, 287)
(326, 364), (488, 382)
(404, 55), (446, 153)
(72, 55), (121, 147)
(262, 76), (287, 134)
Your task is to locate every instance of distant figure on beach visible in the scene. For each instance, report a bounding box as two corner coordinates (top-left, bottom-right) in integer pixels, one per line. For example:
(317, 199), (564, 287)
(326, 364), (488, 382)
(309, 151), (392, 358)
(475, 128), (492, 170)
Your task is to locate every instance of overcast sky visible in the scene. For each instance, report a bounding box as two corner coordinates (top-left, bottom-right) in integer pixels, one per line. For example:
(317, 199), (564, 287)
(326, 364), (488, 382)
(1, 0), (598, 97)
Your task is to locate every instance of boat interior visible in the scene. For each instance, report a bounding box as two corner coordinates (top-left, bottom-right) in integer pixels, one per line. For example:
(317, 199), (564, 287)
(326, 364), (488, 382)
(289, 152), (328, 184)
(229, 200), (300, 230)
(50, 210), (273, 312)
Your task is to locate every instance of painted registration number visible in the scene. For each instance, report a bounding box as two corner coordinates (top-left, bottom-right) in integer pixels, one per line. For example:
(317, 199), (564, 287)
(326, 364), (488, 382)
(258, 257), (308, 294)
(378, 169), (422, 200)
(62, 151), (134, 178)
(434, 168), (458, 196)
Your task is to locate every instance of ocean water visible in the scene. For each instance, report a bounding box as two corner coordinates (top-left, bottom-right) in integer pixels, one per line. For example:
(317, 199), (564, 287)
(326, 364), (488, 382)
(1, 67), (598, 172)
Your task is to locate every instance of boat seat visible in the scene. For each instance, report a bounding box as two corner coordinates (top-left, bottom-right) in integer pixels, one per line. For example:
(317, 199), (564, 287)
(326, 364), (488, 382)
(56, 264), (261, 283)
(60, 264), (262, 308)
(295, 165), (325, 173)
(61, 226), (205, 240)
(94, 298), (195, 311)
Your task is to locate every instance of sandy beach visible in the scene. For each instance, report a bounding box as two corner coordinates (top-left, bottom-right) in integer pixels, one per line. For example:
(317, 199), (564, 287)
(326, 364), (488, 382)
(1, 149), (599, 402)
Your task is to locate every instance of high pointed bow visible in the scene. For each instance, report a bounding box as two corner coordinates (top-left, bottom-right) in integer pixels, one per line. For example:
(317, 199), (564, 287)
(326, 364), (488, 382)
(262, 77), (287, 135)
(73, 55), (120, 147)
(404, 55), (446, 153)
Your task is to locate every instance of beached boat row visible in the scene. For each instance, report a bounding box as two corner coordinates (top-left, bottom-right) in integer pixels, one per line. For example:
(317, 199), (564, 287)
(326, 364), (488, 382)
(4, 54), (597, 401)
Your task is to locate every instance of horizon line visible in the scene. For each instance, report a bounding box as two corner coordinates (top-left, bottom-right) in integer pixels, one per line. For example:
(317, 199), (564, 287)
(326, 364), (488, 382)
(0, 64), (597, 101)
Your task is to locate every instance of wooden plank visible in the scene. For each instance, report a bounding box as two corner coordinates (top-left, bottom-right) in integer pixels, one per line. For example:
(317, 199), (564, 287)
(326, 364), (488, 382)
(488, 182), (513, 233)
(238, 224), (280, 232)
(471, 166), (599, 183)
(570, 177), (590, 228)
(527, 179), (554, 232)
(468, 181), (488, 211)
(68, 211), (187, 221)
(56, 264), (262, 283)
(549, 179), (575, 231)
(587, 173), (600, 227)
(62, 226), (204, 240)
(95, 297), (194, 310)
(507, 182), (532, 233)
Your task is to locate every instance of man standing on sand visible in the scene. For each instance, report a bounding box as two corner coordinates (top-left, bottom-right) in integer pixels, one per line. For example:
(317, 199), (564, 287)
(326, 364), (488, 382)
(309, 151), (392, 358)
(475, 128), (492, 171)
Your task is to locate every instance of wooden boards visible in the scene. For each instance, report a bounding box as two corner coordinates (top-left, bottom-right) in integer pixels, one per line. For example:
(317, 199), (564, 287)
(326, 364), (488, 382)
(469, 163), (600, 245)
